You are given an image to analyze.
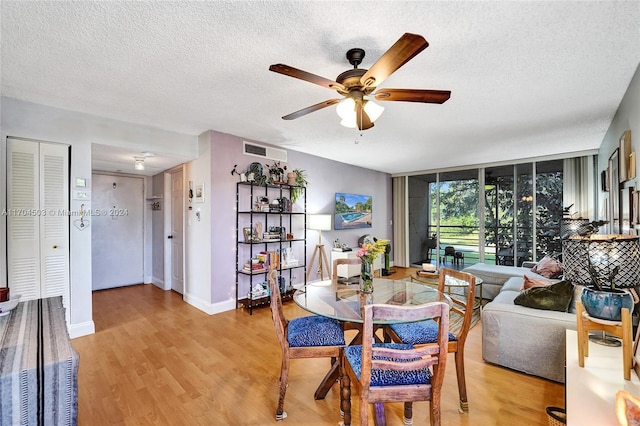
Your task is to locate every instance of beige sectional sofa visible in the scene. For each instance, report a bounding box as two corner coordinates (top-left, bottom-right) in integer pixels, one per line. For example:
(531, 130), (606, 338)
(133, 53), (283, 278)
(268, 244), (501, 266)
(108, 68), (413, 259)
(462, 263), (577, 383)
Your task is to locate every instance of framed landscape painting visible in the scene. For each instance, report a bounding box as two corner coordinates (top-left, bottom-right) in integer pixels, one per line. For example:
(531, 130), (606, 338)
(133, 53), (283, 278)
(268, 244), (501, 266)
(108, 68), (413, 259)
(335, 193), (372, 230)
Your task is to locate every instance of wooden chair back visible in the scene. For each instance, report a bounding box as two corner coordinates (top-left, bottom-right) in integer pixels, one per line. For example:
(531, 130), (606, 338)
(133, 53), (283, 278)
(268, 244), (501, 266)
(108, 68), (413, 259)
(332, 258), (361, 289)
(361, 302), (449, 386)
(268, 269), (289, 351)
(342, 301), (449, 425)
(438, 267), (476, 343)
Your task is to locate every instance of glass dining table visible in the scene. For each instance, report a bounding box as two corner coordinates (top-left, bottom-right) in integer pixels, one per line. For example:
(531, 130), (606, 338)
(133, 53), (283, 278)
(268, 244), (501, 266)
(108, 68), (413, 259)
(293, 277), (450, 399)
(294, 277), (449, 324)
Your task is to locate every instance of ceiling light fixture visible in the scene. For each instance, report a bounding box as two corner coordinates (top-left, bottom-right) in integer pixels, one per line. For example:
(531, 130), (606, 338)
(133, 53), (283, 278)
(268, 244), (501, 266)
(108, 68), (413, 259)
(134, 156), (145, 171)
(336, 98), (384, 128)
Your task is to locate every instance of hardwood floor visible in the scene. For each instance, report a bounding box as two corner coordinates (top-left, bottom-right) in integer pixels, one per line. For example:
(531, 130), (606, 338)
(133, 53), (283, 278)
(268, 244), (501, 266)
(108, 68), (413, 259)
(73, 269), (564, 425)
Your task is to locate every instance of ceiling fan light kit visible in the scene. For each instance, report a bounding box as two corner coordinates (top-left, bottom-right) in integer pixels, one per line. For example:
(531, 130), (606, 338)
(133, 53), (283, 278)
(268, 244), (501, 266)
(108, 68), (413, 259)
(269, 33), (450, 131)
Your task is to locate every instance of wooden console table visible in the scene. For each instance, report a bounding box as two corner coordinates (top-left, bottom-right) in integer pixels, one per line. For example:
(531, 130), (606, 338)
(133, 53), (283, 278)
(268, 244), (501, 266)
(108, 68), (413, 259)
(566, 329), (640, 425)
(0, 297), (79, 425)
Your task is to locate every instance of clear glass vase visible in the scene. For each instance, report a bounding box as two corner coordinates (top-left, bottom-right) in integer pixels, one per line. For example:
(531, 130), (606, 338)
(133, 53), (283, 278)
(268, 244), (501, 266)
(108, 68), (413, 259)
(360, 259), (374, 293)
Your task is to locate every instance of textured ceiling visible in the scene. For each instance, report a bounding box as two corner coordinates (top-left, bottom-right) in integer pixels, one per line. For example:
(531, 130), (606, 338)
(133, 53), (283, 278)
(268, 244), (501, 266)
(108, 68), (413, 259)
(2, 1), (639, 175)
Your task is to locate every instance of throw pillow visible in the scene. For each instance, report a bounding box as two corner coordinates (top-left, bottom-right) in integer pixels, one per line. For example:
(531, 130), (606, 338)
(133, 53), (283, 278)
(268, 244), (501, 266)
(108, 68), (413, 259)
(514, 280), (574, 312)
(531, 256), (563, 279)
(521, 275), (552, 290)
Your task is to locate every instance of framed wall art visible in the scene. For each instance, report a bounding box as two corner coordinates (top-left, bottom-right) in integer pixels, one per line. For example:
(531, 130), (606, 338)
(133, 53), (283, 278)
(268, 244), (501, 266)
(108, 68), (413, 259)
(622, 186), (634, 234)
(194, 182), (205, 203)
(619, 130), (632, 182)
(634, 190), (640, 226)
(334, 192), (372, 230)
(609, 149), (620, 234)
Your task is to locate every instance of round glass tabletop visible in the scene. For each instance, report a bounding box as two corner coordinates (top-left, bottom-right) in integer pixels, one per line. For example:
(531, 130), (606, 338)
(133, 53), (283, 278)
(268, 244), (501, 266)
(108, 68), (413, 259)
(293, 278), (451, 324)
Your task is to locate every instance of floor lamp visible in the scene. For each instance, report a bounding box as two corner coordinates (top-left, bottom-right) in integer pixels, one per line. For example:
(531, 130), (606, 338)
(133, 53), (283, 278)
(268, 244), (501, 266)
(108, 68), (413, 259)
(306, 214), (332, 282)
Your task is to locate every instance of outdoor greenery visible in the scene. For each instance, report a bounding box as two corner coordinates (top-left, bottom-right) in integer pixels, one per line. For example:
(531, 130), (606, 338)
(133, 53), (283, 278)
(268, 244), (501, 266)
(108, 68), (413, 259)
(426, 168), (563, 264)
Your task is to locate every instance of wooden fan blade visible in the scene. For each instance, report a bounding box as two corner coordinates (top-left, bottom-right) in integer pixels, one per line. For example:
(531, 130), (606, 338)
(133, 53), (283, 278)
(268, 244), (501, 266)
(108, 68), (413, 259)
(360, 33), (429, 89)
(374, 89), (451, 104)
(282, 99), (340, 120)
(355, 102), (374, 130)
(269, 64), (346, 91)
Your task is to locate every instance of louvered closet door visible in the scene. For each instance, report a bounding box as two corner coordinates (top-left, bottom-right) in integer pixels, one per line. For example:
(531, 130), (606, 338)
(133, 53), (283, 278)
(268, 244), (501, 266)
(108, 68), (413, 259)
(7, 138), (70, 308)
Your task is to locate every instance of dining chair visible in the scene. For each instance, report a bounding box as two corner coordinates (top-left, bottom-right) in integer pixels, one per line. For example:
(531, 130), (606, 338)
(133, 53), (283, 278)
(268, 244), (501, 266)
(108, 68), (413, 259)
(267, 269), (346, 421)
(340, 301), (450, 426)
(384, 268), (476, 412)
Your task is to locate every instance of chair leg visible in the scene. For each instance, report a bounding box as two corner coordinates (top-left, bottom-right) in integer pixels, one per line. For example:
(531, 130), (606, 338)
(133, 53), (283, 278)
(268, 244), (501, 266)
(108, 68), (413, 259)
(403, 402), (413, 425)
(276, 357), (290, 421)
(340, 357), (352, 426)
(454, 349), (469, 412)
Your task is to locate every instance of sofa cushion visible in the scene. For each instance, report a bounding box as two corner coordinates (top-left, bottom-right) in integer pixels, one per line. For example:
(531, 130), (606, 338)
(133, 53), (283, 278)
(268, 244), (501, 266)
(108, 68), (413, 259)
(522, 275), (552, 290)
(462, 263), (533, 285)
(530, 256), (563, 279)
(502, 276), (525, 292)
(514, 280), (574, 312)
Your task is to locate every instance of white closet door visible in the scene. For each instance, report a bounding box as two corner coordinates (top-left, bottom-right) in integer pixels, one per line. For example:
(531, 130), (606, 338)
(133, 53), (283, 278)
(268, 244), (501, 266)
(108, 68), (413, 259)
(40, 143), (70, 301)
(6, 138), (70, 307)
(7, 139), (40, 301)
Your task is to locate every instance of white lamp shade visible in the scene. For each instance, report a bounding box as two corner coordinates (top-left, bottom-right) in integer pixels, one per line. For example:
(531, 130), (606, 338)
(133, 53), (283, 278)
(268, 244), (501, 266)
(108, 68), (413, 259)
(308, 214), (332, 231)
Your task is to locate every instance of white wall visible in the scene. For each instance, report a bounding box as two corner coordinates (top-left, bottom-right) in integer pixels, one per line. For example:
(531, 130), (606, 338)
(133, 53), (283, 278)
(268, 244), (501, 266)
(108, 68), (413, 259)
(0, 97), (198, 337)
(182, 131), (215, 312)
(597, 63), (640, 226)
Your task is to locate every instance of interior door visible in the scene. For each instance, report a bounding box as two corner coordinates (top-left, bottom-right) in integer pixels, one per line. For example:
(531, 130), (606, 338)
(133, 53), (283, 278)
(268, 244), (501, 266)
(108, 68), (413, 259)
(91, 174), (144, 290)
(6, 138), (70, 307)
(170, 169), (184, 294)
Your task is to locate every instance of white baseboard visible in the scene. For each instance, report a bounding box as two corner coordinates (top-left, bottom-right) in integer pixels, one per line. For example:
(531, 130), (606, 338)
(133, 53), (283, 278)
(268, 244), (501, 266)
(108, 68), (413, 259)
(151, 276), (165, 289)
(69, 320), (95, 339)
(183, 292), (235, 315)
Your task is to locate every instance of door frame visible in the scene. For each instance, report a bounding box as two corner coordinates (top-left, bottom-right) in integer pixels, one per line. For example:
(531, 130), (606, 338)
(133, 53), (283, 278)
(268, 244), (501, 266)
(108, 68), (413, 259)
(164, 165), (185, 293)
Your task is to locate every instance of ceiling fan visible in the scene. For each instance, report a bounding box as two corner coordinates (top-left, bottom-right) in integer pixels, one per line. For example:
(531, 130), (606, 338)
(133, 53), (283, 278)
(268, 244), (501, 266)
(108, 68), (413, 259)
(269, 33), (451, 131)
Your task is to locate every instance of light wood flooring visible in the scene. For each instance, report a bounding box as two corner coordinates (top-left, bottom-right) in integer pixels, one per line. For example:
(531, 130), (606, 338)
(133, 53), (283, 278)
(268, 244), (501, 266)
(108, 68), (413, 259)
(73, 268), (564, 425)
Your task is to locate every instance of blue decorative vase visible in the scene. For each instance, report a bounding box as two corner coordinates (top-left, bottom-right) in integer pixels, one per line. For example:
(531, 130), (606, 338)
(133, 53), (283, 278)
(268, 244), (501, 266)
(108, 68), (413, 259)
(581, 286), (634, 321)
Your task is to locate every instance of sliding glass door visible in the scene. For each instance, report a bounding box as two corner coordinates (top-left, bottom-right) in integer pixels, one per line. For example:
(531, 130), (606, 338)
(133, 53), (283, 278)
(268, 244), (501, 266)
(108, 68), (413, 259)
(407, 158), (567, 268)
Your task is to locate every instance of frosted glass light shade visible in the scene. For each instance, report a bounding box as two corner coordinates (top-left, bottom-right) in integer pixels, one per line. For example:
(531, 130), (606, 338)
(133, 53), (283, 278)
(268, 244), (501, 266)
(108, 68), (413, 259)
(363, 100), (384, 122)
(336, 98), (384, 128)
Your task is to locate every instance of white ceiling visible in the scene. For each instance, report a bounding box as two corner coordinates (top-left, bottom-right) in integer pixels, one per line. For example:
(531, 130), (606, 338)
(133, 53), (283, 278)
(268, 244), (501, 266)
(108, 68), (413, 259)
(2, 1), (639, 175)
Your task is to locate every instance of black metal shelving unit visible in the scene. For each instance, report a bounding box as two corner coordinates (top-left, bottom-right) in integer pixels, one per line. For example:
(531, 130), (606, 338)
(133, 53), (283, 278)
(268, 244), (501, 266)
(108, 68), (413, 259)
(235, 181), (306, 314)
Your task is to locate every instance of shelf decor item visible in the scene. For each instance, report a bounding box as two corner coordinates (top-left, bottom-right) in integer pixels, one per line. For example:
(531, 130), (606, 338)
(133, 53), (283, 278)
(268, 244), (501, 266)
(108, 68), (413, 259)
(356, 237), (389, 293)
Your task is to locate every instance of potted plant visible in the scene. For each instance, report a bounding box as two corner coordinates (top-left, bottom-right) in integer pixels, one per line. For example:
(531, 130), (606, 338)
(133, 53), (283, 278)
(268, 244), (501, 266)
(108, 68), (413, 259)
(288, 168), (308, 203)
(265, 161), (286, 184)
(578, 236), (638, 321)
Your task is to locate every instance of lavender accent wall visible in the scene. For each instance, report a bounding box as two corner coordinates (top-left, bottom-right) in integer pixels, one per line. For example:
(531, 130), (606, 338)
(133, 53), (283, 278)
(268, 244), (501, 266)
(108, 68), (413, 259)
(208, 130), (392, 305)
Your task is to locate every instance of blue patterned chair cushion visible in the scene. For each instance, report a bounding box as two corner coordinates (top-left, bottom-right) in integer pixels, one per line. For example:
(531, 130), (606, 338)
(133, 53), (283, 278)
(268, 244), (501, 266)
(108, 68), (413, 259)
(389, 320), (456, 345)
(344, 343), (432, 386)
(287, 316), (346, 347)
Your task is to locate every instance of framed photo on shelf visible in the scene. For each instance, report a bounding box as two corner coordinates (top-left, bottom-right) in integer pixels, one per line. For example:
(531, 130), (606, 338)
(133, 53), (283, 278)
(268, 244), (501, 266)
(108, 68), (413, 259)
(243, 227), (254, 242)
